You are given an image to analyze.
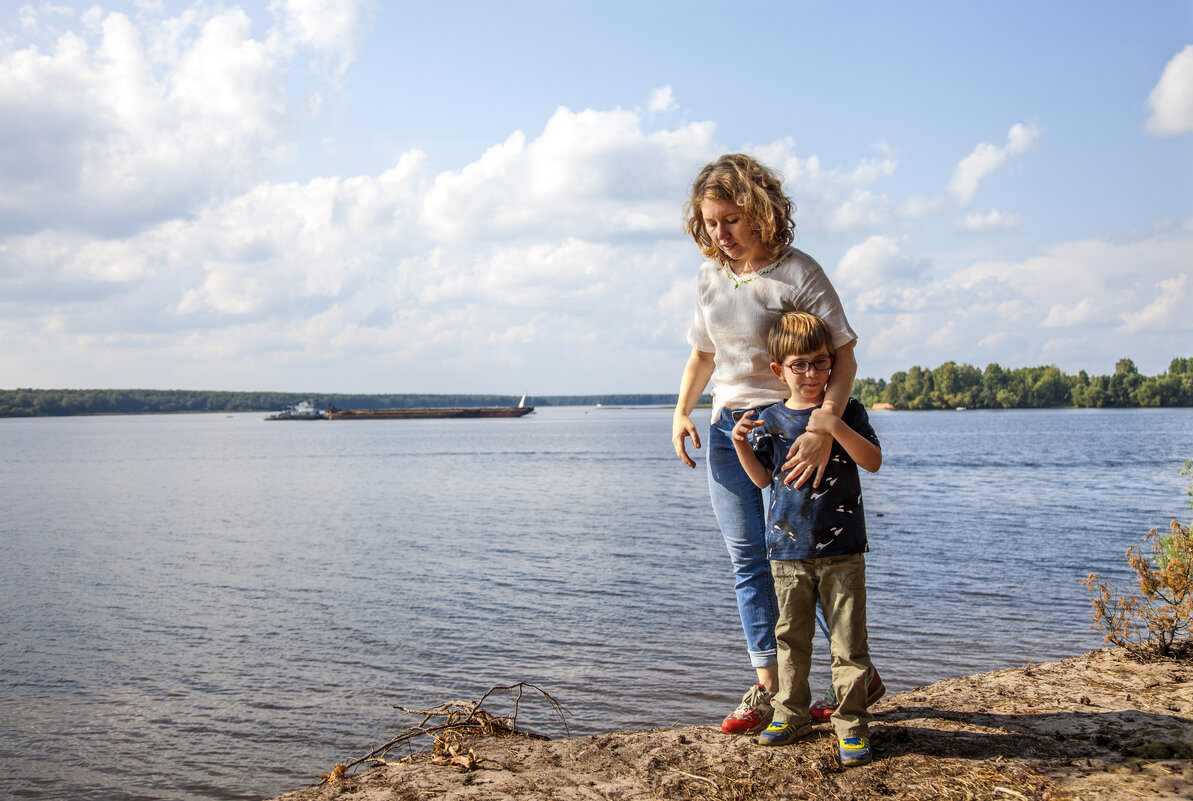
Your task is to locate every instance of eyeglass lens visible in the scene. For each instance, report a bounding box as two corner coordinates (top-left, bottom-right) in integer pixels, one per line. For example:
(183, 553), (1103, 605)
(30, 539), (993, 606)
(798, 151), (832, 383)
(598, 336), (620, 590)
(787, 357), (833, 373)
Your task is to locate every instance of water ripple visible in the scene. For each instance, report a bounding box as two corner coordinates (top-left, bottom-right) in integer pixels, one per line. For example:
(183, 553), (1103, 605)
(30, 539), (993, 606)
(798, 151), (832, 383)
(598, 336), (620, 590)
(1, 406), (1190, 800)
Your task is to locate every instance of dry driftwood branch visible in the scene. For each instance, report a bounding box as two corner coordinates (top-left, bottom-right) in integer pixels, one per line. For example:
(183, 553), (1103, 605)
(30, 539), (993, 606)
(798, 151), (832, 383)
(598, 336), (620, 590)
(324, 681), (569, 783)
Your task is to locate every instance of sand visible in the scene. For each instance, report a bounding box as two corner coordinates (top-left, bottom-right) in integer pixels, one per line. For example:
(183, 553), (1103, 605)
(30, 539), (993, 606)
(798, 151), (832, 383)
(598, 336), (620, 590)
(265, 646), (1193, 800)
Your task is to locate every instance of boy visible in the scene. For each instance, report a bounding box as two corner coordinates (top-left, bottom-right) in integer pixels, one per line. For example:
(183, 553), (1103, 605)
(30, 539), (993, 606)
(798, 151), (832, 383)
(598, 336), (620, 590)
(731, 311), (882, 767)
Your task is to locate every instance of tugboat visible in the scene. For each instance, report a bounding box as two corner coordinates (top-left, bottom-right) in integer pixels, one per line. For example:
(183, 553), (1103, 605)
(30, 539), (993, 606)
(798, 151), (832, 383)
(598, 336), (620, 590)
(264, 399), (326, 420)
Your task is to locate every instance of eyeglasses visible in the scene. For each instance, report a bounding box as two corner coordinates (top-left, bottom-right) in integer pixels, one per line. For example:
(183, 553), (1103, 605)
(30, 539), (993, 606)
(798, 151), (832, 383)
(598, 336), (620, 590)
(781, 355), (834, 374)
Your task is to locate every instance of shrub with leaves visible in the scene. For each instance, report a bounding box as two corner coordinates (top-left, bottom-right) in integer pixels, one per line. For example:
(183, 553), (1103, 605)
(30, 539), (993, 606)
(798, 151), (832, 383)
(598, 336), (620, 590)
(1082, 461), (1193, 657)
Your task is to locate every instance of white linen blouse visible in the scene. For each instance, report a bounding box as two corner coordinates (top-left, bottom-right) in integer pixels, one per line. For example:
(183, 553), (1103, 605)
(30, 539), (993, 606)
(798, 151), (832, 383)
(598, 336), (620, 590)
(686, 246), (857, 422)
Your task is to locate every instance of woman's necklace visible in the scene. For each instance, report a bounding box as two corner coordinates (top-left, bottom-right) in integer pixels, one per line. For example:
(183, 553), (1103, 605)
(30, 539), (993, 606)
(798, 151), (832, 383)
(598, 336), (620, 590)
(722, 251), (791, 289)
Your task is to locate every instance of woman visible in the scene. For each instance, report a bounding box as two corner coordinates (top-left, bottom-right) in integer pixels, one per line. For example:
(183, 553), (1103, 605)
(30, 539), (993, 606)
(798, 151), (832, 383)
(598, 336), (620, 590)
(672, 153), (880, 734)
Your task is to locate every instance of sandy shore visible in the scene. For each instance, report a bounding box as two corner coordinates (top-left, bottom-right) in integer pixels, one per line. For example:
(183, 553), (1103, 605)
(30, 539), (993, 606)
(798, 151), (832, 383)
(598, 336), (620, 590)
(267, 647), (1192, 800)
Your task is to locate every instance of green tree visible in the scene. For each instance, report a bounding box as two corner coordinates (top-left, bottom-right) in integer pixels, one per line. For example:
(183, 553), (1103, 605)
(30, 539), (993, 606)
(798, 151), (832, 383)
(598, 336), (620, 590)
(882, 371), (908, 407)
(1169, 357), (1193, 376)
(1107, 368), (1145, 407)
(995, 388), (1022, 408)
(1031, 366), (1071, 407)
(1116, 358), (1138, 375)
(980, 363), (1009, 408)
(933, 361), (981, 408)
(852, 377), (886, 407)
(1083, 375), (1109, 408)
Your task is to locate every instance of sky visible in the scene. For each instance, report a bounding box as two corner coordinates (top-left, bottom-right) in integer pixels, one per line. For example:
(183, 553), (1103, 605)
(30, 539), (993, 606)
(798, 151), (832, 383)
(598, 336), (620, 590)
(1, 1), (1190, 395)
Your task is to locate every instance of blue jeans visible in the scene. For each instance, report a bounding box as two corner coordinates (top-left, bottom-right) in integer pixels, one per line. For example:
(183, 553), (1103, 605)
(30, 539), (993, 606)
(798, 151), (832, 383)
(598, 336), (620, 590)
(707, 408), (829, 668)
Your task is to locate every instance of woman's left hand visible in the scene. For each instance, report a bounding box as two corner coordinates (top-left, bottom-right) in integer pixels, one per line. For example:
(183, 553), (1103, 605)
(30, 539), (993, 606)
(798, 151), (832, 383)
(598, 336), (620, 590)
(781, 430), (832, 488)
(781, 400), (836, 487)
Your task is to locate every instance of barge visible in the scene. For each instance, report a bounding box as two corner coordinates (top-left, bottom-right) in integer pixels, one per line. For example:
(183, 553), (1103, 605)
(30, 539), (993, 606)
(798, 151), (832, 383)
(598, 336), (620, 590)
(324, 404), (533, 420)
(266, 396), (534, 421)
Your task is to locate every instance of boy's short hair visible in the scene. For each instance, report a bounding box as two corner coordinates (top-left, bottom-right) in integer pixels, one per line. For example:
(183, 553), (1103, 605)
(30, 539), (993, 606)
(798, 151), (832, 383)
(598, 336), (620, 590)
(768, 311), (836, 364)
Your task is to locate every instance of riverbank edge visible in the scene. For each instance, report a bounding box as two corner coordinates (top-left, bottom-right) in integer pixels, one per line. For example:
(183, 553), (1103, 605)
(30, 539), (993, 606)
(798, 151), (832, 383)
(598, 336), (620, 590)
(266, 646), (1193, 800)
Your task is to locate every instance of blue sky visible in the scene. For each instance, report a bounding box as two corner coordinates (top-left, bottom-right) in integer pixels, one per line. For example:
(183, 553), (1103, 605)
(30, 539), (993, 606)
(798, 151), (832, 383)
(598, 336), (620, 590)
(1, 1), (1190, 395)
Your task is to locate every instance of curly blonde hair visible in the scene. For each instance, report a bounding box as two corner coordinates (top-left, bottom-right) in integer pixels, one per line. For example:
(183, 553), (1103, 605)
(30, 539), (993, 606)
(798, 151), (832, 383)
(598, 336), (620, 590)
(683, 153), (795, 266)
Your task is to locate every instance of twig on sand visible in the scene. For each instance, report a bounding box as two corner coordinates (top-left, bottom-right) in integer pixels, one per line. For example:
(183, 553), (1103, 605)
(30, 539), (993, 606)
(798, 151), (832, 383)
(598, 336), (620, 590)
(994, 787), (1029, 801)
(669, 767), (718, 787)
(321, 682), (568, 784)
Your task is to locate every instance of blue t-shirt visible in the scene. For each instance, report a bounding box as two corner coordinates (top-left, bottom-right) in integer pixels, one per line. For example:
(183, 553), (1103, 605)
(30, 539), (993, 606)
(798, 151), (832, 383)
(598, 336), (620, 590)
(750, 397), (879, 560)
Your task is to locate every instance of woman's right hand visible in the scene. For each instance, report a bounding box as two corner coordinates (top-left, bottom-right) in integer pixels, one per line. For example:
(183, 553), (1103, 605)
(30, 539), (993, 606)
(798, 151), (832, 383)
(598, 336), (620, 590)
(672, 411), (701, 468)
(672, 347), (715, 469)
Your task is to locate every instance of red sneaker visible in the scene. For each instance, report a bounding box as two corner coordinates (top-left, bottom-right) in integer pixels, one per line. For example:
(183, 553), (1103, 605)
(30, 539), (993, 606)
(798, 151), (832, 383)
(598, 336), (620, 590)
(810, 668), (886, 722)
(721, 683), (775, 734)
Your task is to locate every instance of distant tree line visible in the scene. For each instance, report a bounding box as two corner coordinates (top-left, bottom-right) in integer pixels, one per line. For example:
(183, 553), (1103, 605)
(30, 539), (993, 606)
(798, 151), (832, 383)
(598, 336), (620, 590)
(852, 357), (1193, 410)
(0, 389), (682, 418)
(2, 359), (1191, 417)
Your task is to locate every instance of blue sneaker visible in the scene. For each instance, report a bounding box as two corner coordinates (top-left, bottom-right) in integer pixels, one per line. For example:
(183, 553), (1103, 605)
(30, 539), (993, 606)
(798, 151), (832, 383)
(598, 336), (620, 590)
(757, 720), (812, 747)
(838, 736), (872, 766)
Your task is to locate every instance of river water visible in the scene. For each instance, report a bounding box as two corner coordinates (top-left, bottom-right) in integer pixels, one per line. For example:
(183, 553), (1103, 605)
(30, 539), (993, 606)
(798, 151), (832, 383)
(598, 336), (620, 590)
(1, 406), (1190, 800)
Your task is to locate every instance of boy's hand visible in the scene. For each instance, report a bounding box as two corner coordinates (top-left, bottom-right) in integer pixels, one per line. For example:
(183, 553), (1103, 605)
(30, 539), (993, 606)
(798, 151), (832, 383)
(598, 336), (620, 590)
(731, 410), (765, 444)
(806, 407), (839, 437)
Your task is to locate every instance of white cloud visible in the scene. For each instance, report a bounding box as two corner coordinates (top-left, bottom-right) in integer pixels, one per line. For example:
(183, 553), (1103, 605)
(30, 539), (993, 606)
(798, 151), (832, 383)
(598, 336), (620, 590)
(857, 312), (951, 368)
(757, 138), (898, 192)
(267, 0), (369, 76)
(420, 105), (717, 244)
(172, 162), (427, 318)
(0, 107), (705, 391)
(648, 85), (677, 113)
(0, 6), (1186, 395)
(834, 235), (928, 293)
(829, 189), (893, 231)
(1146, 45), (1193, 136)
(0, 2), (368, 236)
(747, 138), (903, 236)
(955, 209), (1023, 232)
(842, 155), (898, 184)
(954, 234), (1190, 344)
(412, 239), (616, 309)
(18, 5), (39, 30)
(1041, 299), (1104, 327)
(948, 122), (1042, 204)
(1120, 273), (1192, 332)
(871, 138), (895, 156)
(843, 228), (1193, 377)
(897, 195), (944, 218)
(658, 278), (697, 326)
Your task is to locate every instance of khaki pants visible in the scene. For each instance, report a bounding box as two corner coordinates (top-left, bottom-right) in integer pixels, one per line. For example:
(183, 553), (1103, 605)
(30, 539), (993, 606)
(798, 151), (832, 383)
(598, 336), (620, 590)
(771, 553), (872, 740)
